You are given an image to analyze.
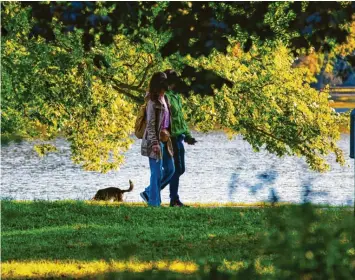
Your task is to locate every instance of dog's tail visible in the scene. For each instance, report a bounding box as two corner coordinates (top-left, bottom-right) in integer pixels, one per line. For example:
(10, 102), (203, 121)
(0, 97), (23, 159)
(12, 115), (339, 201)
(122, 180), (134, 193)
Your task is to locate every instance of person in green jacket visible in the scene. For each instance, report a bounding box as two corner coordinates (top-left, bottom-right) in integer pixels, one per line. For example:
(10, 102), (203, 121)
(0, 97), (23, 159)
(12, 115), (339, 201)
(162, 69), (197, 206)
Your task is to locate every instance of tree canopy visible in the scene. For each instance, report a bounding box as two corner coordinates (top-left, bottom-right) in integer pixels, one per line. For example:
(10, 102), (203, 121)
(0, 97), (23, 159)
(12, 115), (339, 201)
(1, 2), (354, 172)
(8, 1), (355, 94)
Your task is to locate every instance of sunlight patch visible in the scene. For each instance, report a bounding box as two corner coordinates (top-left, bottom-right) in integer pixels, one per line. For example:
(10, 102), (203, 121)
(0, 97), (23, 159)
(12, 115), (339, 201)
(1, 260), (200, 279)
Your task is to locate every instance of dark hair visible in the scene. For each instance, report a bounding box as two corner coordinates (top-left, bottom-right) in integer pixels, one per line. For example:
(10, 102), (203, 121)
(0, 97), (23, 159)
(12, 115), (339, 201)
(164, 69), (180, 86)
(149, 72), (168, 101)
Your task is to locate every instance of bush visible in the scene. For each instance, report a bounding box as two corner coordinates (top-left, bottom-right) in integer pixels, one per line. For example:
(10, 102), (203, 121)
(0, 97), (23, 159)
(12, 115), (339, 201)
(262, 204), (355, 280)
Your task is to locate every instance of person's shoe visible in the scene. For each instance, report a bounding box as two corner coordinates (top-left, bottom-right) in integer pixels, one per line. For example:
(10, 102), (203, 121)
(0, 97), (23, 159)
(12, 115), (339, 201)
(140, 192), (149, 204)
(170, 199), (189, 207)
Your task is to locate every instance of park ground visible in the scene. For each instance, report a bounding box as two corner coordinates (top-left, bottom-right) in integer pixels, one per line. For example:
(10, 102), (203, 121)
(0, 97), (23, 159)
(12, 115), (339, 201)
(1, 200), (354, 279)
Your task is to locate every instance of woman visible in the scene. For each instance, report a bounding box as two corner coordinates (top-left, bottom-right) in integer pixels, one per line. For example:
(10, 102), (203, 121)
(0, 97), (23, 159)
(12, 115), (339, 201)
(140, 72), (175, 207)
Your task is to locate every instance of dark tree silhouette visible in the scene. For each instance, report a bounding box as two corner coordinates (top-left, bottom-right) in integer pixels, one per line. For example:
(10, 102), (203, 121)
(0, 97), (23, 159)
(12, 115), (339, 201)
(9, 1), (355, 96)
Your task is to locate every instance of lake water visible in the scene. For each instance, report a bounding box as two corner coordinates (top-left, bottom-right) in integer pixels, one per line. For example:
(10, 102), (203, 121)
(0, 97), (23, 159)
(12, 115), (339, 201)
(1, 131), (354, 206)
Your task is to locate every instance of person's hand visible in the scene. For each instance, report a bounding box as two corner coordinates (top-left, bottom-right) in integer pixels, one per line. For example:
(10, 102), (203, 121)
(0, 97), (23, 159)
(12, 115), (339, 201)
(152, 144), (161, 154)
(185, 137), (197, 145)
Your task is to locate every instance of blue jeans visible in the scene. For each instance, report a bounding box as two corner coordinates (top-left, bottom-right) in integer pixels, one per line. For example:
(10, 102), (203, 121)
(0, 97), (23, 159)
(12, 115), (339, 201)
(145, 142), (175, 206)
(161, 135), (185, 201)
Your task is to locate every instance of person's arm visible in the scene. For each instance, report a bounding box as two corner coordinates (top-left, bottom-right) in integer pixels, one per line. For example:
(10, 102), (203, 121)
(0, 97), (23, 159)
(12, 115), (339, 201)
(184, 133), (197, 145)
(179, 96), (197, 145)
(184, 127), (197, 144)
(184, 127), (192, 139)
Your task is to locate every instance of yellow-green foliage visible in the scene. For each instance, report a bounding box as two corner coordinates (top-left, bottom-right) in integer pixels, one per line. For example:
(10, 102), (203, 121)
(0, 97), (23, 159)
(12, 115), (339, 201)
(33, 144), (58, 157)
(68, 79), (135, 172)
(1, 2), (349, 173)
(183, 44), (346, 171)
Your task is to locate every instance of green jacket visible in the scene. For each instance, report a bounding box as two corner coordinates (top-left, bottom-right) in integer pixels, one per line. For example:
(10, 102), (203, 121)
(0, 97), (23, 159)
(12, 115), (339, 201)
(165, 90), (192, 138)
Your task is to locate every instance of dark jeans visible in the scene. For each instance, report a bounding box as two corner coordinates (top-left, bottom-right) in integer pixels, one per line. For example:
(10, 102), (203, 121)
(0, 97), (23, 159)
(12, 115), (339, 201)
(161, 135), (185, 201)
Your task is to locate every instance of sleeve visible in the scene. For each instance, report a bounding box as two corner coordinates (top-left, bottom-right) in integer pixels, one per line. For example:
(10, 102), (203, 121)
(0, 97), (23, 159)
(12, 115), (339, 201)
(179, 95), (192, 138)
(146, 100), (159, 146)
(184, 126), (192, 139)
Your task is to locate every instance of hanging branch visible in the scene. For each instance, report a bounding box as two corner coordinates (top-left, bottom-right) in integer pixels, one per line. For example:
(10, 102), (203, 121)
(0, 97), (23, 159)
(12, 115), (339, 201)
(111, 83), (144, 104)
(137, 56), (154, 88)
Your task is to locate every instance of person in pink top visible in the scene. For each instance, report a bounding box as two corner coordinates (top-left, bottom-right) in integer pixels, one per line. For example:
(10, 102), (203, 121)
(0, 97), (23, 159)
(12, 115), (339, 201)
(140, 72), (175, 206)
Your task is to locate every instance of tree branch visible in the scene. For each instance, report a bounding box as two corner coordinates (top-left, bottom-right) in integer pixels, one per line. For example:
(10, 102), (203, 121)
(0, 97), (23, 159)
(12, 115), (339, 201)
(112, 80), (143, 93)
(111, 84), (144, 104)
(137, 60), (154, 88)
(123, 56), (141, 68)
(250, 124), (304, 148)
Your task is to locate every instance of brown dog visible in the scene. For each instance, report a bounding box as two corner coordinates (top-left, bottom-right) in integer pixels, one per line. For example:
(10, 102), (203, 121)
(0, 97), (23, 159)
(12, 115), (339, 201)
(92, 180), (134, 202)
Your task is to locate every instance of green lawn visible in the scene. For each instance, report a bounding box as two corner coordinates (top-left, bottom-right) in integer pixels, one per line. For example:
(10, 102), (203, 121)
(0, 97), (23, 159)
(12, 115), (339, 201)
(2, 200), (268, 262)
(1, 200), (353, 279)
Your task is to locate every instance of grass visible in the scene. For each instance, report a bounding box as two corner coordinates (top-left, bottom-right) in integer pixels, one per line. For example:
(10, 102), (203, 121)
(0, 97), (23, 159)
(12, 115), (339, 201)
(329, 94), (355, 110)
(1, 200), (352, 279)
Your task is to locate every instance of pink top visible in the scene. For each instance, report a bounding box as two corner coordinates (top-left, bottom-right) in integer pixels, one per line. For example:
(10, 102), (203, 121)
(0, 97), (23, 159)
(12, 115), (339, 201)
(160, 96), (170, 129)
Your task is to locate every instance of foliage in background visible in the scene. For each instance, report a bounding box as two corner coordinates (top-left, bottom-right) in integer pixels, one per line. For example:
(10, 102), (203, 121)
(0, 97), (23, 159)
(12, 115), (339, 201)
(294, 17), (355, 88)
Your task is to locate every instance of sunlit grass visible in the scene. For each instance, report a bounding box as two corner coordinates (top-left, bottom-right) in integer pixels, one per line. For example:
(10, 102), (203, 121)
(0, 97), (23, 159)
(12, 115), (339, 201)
(1, 259), (277, 279)
(330, 101), (355, 108)
(5, 199), (290, 208)
(85, 200), (286, 208)
(1, 259), (199, 279)
(329, 91), (355, 110)
(6, 199), (347, 208)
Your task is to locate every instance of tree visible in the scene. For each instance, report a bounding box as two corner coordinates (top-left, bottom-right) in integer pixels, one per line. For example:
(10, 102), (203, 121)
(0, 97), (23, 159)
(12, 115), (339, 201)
(11, 1), (355, 94)
(1, 2), (351, 172)
(1, 2), (159, 172)
(181, 44), (346, 171)
(294, 17), (355, 89)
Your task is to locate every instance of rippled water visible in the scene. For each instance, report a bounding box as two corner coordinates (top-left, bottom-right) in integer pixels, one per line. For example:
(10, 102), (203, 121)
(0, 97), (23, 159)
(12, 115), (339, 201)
(1, 132), (354, 205)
